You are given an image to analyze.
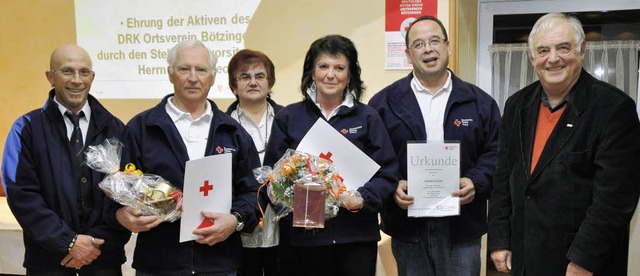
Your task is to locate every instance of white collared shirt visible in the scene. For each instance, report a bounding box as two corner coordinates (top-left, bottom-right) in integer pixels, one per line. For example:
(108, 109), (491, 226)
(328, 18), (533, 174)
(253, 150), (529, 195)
(165, 97), (213, 160)
(230, 103), (275, 164)
(54, 97), (91, 144)
(306, 88), (354, 120)
(411, 71), (452, 142)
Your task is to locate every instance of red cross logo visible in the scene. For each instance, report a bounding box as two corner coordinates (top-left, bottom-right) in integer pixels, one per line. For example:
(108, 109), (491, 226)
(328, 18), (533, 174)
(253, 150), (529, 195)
(199, 180), (214, 196)
(215, 146), (223, 153)
(319, 152), (333, 162)
(341, 129), (348, 134)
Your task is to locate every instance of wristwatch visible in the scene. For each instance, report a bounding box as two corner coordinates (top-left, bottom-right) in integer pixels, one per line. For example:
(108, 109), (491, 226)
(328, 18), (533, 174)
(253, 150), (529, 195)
(232, 212), (244, 232)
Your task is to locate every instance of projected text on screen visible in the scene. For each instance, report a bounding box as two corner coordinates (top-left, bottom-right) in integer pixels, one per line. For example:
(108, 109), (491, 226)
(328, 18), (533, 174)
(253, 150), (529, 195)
(75, 0), (260, 99)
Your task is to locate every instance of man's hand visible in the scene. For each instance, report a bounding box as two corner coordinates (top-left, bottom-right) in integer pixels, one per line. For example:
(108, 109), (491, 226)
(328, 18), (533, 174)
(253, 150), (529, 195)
(192, 210), (236, 246)
(116, 206), (162, 233)
(567, 262), (593, 276)
(451, 177), (476, 205)
(394, 180), (414, 209)
(490, 249), (512, 273)
(60, 234), (103, 269)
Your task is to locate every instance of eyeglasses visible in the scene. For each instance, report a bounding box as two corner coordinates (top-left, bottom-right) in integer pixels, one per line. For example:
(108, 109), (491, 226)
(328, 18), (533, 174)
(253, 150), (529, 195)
(50, 69), (94, 77)
(174, 66), (211, 76)
(236, 73), (267, 83)
(410, 37), (446, 50)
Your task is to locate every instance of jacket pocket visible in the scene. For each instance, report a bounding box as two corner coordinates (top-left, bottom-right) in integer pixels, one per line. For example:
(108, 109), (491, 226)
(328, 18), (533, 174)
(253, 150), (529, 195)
(557, 150), (595, 176)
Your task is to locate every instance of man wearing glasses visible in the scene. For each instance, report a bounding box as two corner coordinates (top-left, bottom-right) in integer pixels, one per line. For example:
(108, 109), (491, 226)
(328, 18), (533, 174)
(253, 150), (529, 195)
(2, 44), (129, 275)
(106, 40), (261, 275)
(369, 16), (501, 276)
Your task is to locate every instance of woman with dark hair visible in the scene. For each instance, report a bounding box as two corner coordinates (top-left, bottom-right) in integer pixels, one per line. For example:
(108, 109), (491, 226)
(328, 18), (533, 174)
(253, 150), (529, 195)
(264, 35), (398, 276)
(226, 49), (284, 276)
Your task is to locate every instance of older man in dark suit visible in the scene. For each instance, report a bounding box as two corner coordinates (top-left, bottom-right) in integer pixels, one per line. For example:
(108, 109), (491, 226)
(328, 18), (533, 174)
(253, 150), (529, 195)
(488, 12), (640, 276)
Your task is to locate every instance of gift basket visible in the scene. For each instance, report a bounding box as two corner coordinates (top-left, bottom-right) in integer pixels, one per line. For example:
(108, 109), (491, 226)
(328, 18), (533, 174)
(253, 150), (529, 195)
(254, 149), (362, 228)
(84, 138), (183, 222)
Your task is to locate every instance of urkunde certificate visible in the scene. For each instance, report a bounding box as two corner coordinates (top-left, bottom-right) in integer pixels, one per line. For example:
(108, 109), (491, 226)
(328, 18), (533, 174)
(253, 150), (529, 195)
(407, 142), (460, 217)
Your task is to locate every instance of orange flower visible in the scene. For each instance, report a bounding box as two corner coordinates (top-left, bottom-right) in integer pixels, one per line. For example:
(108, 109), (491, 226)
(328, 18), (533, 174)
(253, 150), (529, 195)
(280, 163), (295, 175)
(338, 184), (347, 195)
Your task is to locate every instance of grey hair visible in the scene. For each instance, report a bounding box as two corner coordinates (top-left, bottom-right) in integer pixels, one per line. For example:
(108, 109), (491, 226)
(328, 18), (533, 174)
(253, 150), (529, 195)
(528, 12), (585, 53)
(166, 40), (218, 74)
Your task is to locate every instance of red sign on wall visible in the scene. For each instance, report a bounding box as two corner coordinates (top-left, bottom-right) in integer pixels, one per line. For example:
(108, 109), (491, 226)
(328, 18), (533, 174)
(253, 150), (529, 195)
(385, 0), (438, 69)
(386, 0), (438, 32)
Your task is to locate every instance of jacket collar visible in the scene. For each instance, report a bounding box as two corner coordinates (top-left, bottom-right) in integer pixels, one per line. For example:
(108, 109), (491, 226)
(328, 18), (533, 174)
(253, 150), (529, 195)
(387, 70), (477, 140)
(145, 94), (240, 165)
(303, 91), (359, 119)
(225, 97), (284, 116)
(520, 69), (592, 181)
(43, 89), (116, 141)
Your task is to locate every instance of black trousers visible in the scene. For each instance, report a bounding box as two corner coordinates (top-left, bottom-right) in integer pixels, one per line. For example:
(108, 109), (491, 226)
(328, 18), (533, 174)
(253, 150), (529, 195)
(279, 241), (377, 276)
(239, 246), (279, 276)
(27, 266), (122, 276)
(136, 271), (235, 276)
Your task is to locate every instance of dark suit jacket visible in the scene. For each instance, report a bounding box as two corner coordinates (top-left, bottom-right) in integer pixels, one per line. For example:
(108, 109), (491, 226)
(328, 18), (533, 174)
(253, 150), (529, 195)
(488, 69), (640, 275)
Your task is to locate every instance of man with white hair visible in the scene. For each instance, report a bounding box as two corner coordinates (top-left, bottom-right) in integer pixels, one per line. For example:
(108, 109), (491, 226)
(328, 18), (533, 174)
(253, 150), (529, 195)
(489, 13), (640, 276)
(106, 40), (261, 275)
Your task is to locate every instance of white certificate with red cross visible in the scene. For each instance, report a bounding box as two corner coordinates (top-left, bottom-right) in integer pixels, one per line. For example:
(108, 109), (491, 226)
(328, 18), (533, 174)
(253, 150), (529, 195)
(297, 118), (380, 191)
(179, 153), (232, 242)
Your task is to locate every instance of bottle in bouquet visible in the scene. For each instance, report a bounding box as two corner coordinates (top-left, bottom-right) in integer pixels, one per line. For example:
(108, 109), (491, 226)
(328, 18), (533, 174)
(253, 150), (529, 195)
(292, 180), (326, 228)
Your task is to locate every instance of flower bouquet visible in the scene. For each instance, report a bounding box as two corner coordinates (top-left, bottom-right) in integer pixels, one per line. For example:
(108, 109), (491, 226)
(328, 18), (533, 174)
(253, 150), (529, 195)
(254, 149), (361, 228)
(84, 138), (183, 222)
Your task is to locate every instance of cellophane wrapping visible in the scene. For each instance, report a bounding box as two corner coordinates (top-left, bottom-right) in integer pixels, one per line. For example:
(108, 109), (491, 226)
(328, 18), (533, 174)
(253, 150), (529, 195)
(84, 138), (182, 222)
(253, 149), (363, 228)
